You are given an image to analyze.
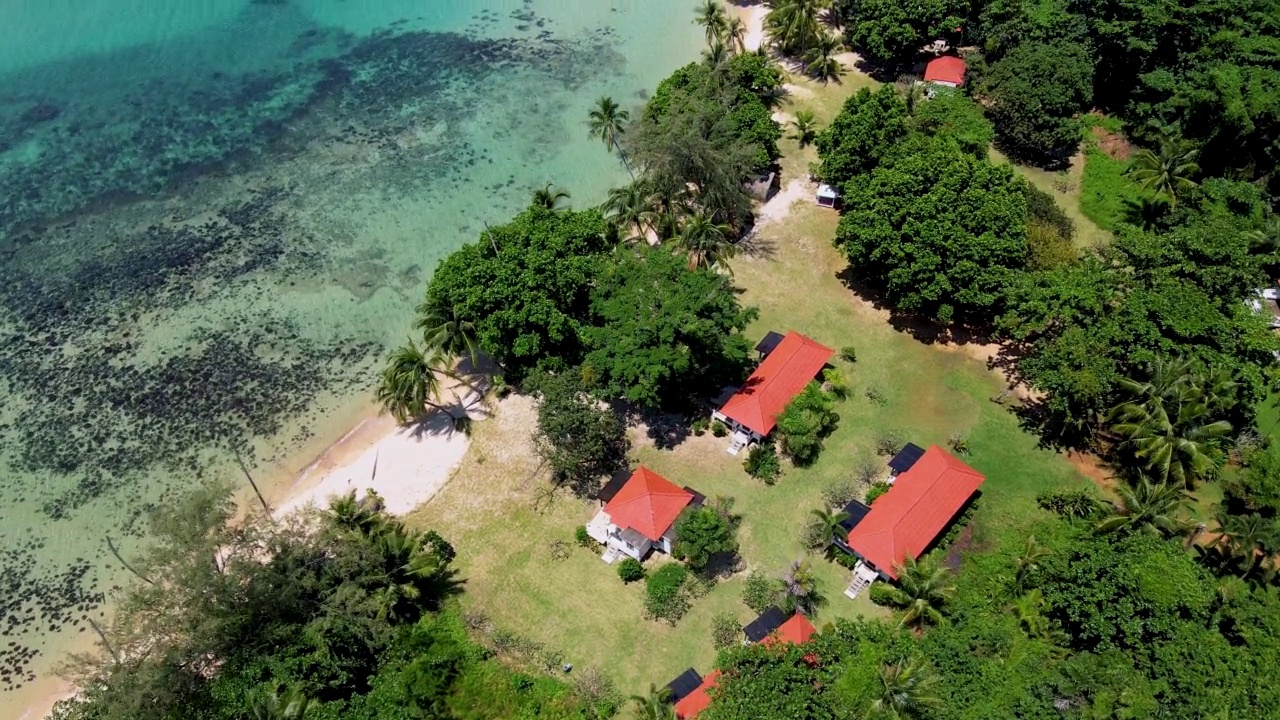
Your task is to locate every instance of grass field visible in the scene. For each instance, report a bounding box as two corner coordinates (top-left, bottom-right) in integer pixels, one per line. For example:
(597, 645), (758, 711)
(405, 63), (1093, 712)
(989, 148), (1112, 249)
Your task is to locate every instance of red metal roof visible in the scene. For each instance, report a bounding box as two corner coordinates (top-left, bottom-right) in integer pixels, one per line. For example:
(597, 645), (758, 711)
(674, 670), (719, 719)
(924, 55), (967, 86)
(763, 613), (817, 647)
(718, 332), (835, 436)
(846, 446), (985, 579)
(603, 466), (693, 542)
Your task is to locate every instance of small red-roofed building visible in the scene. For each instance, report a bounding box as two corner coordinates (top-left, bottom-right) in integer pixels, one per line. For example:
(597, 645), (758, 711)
(585, 466), (700, 563)
(924, 55), (967, 88)
(712, 331), (834, 454)
(674, 670), (720, 719)
(845, 445), (985, 582)
(762, 613), (817, 648)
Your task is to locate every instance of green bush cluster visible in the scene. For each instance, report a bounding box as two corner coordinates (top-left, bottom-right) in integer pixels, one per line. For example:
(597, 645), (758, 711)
(617, 557), (645, 583)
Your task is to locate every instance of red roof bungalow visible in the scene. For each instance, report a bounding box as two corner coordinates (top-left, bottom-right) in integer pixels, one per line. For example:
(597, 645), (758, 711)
(674, 670), (720, 719)
(762, 613), (817, 647)
(712, 331), (834, 453)
(845, 445), (985, 580)
(585, 466), (698, 563)
(924, 55), (967, 87)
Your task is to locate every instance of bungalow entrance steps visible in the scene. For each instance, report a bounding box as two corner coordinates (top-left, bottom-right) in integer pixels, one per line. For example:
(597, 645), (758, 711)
(726, 432), (751, 456)
(601, 546), (621, 564)
(844, 562), (879, 600)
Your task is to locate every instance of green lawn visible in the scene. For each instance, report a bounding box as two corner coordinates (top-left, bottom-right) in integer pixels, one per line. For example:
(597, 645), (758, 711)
(989, 148), (1112, 249)
(406, 66), (1091, 712)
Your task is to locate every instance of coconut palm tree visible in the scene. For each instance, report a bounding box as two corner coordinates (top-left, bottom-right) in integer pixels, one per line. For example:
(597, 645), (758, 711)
(703, 39), (730, 66)
(587, 96), (635, 180)
(248, 685), (311, 720)
(532, 182), (571, 211)
(374, 524), (455, 620)
(779, 559), (823, 616)
(764, 0), (823, 56)
(1010, 589), (1069, 648)
(869, 658), (943, 719)
(1108, 358), (1234, 487)
(1127, 139), (1201, 209)
(629, 684), (677, 720)
(327, 490), (386, 537)
(415, 297), (480, 368)
(675, 212), (736, 272)
(1012, 535), (1050, 592)
(694, 0), (729, 48)
(376, 340), (456, 425)
(725, 15), (749, 54)
(803, 33), (844, 83)
(1094, 477), (1189, 537)
(1214, 510), (1280, 580)
(602, 181), (659, 243)
(790, 109), (819, 147)
(808, 507), (851, 550)
(882, 554), (955, 630)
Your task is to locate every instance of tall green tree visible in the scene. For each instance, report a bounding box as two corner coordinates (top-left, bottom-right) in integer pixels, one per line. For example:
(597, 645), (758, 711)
(764, 0), (824, 56)
(808, 507), (851, 550)
(983, 39), (1094, 164)
(415, 295), (480, 368)
(675, 212), (736, 272)
(602, 181), (659, 243)
(631, 684), (677, 720)
(842, 0), (967, 64)
(587, 96), (635, 180)
(674, 505), (739, 570)
(529, 371), (630, 492)
(803, 33), (844, 83)
(694, 0), (729, 48)
(376, 340), (457, 425)
(814, 85), (910, 189)
(869, 658), (944, 719)
(775, 382), (841, 465)
(532, 182), (571, 211)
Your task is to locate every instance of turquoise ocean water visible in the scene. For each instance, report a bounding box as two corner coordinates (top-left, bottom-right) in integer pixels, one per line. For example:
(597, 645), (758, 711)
(0, 0), (701, 708)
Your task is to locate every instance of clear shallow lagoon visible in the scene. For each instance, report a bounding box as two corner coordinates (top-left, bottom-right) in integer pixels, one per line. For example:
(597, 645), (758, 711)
(0, 0), (700, 705)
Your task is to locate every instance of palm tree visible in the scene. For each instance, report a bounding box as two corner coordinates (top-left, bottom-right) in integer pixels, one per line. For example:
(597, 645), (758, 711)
(694, 0), (729, 48)
(376, 339), (456, 425)
(1010, 589), (1068, 648)
(374, 524), (453, 620)
(1214, 510), (1280, 580)
(1108, 358), (1234, 487)
(415, 297), (480, 368)
(675, 212), (736, 271)
(602, 181), (659, 243)
(808, 507), (851, 550)
(1127, 139), (1201, 209)
(790, 109), (819, 147)
(868, 658), (943, 719)
(703, 39), (729, 66)
(1012, 535), (1050, 592)
(725, 15), (749, 54)
(1094, 477), (1189, 537)
(764, 0), (823, 56)
(1120, 195), (1170, 231)
(532, 182), (571, 211)
(327, 490), (386, 537)
(803, 33), (844, 83)
(779, 559), (823, 616)
(248, 685), (311, 720)
(882, 554), (955, 630)
(630, 684), (676, 720)
(587, 96), (635, 180)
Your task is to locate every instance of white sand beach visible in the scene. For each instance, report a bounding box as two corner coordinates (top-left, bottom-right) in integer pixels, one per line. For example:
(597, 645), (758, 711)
(273, 394), (484, 518)
(731, 3), (769, 53)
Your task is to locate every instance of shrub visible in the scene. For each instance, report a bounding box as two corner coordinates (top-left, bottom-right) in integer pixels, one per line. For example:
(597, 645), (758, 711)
(865, 481), (892, 505)
(691, 417), (710, 436)
(645, 564), (691, 624)
(821, 477), (860, 509)
(852, 453), (881, 486)
(776, 383), (840, 466)
(674, 507), (737, 570)
(572, 667), (621, 720)
(574, 525), (592, 548)
(868, 582), (896, 607)
(744, 442), (782, 484)
(840, 345), (857, 363)
(948, 432), (970, 455)
(834, 551), (859, 569)
(865, 386), (887, 405)
(1036, 488), (1101, 519)
(549, 539), (570, 560)
(822, 368), (850, 399)
(801, 522), (830, 552)
(711, 420), (729, 437)
(874, 430), (904, 456)
(711, 612), (742, 649)
(742, 570), (775, 613)
(617, 557), (645, 583)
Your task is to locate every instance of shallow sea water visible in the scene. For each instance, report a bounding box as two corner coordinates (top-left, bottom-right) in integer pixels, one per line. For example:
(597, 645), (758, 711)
(0, 0), (701, 706)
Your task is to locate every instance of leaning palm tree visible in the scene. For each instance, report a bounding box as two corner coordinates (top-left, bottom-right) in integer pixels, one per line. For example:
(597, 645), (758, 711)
(882, 554), (955, 630)
(602, 181), (659, 243)
(868, 658), (943, 719)
(693, 0), (729, 48)
(675, 212), (736, 271)
(630, 684), (676, 720)
(587, 96), (635, 180)
(248, 685), (311, 720)
(1214, 510), (1279, 580)
(808, 507), (851, 550)
(1094, 477), (1189, 537)
(764, 0), (823, 56)
(415, 297), (480, 368)
(376, 340), (456, 425)
(790, 109), (819, 147)
(532, 182), (571, 211)
(1127, 139), (1200, 209)
(803, 33), (844, 83)
(725, 15), (749, 54)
